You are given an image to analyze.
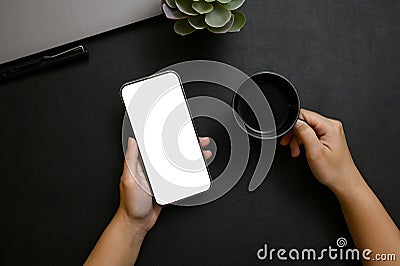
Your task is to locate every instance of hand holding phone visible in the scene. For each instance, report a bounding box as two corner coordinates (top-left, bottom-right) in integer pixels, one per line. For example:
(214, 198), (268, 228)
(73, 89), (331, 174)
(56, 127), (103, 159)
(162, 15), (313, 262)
(121, 71), (211, 205)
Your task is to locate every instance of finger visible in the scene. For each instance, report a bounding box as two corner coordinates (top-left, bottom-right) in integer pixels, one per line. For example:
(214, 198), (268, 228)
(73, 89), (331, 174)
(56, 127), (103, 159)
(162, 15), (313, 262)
(300, 109), (332, 136)
(199, 137), (210, 147)
(300, 109), (329, 125)
(290, 135), (301, 158)
(123, 137), (139, 180)
(280, 131), (293, 146)
(293, 120), (324, 156)
(202, 150), (212, 160)
(135, 160), (151, 190)
(298, 111), (305, 120)
(136, 158), (145, 177)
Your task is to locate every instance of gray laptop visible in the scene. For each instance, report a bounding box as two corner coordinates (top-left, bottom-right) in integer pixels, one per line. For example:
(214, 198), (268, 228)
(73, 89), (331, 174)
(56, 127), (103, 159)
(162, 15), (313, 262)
(0, 0), (161, 63)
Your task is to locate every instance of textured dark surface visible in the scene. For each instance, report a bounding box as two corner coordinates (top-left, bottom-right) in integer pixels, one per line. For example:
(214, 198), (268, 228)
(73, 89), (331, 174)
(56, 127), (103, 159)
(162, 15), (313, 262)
(1, 1), (399, 265)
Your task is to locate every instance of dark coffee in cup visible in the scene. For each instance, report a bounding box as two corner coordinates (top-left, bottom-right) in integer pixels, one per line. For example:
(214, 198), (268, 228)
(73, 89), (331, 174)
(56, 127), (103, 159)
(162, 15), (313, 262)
(233, 72), (300, 139)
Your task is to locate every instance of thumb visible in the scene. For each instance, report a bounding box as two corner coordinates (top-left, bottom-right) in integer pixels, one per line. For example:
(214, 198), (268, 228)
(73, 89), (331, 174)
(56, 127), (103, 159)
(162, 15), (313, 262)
(293, 120), (323, 155)
(122, 137), (139, 182)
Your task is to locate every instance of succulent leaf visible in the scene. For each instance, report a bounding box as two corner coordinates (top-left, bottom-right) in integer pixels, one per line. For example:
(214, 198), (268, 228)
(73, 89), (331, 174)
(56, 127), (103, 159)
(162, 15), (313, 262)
(205, 2), (231, 27)
(217, 0), (231, 3)
(207, 15), (234, 33)
(188, 15), (207, 29)
(162, 3), (187, 20)
(165, 0), (177, 8)
(229, 10), (246, 32)
(224, 0), (245, 10)
(174, 19), (196, 35)
(192, 0), (214, 14)
(176, 0), (199, 16)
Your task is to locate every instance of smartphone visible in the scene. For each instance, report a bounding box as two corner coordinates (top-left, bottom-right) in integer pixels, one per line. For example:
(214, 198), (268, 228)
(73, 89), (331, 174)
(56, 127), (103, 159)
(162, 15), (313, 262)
(121, 71), (211, 205)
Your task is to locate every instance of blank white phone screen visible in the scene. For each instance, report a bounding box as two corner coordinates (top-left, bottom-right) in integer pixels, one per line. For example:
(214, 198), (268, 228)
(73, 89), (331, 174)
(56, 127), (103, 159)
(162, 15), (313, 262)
(121, 71), (211, 205)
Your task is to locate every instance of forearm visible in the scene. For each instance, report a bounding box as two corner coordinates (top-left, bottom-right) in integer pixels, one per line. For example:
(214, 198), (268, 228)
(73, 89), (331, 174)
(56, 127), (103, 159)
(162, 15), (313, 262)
(85, 209), (147, 266)
(332, 172), (400, 265)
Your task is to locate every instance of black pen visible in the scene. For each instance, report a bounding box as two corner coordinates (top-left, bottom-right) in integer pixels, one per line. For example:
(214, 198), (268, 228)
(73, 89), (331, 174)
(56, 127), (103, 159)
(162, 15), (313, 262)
(0, 46), (89, 82)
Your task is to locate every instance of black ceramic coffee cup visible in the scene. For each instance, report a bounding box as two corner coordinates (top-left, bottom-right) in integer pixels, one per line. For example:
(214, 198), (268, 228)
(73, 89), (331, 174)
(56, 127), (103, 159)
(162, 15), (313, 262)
(232, 72), (300, 139)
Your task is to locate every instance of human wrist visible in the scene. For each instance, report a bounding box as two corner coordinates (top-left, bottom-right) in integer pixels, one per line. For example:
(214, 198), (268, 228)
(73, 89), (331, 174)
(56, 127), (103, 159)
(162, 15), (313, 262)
(114, 208), (148, 242)
(329, 169), (366, 198)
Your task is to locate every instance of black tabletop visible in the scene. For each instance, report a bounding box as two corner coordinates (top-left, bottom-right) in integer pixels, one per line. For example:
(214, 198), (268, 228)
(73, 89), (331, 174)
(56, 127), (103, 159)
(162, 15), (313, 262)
(1, 1), (399, 265)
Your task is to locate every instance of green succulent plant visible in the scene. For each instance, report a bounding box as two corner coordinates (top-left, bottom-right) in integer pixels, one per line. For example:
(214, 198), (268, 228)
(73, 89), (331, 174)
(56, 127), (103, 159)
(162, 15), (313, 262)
(161, 0), (246, 35)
